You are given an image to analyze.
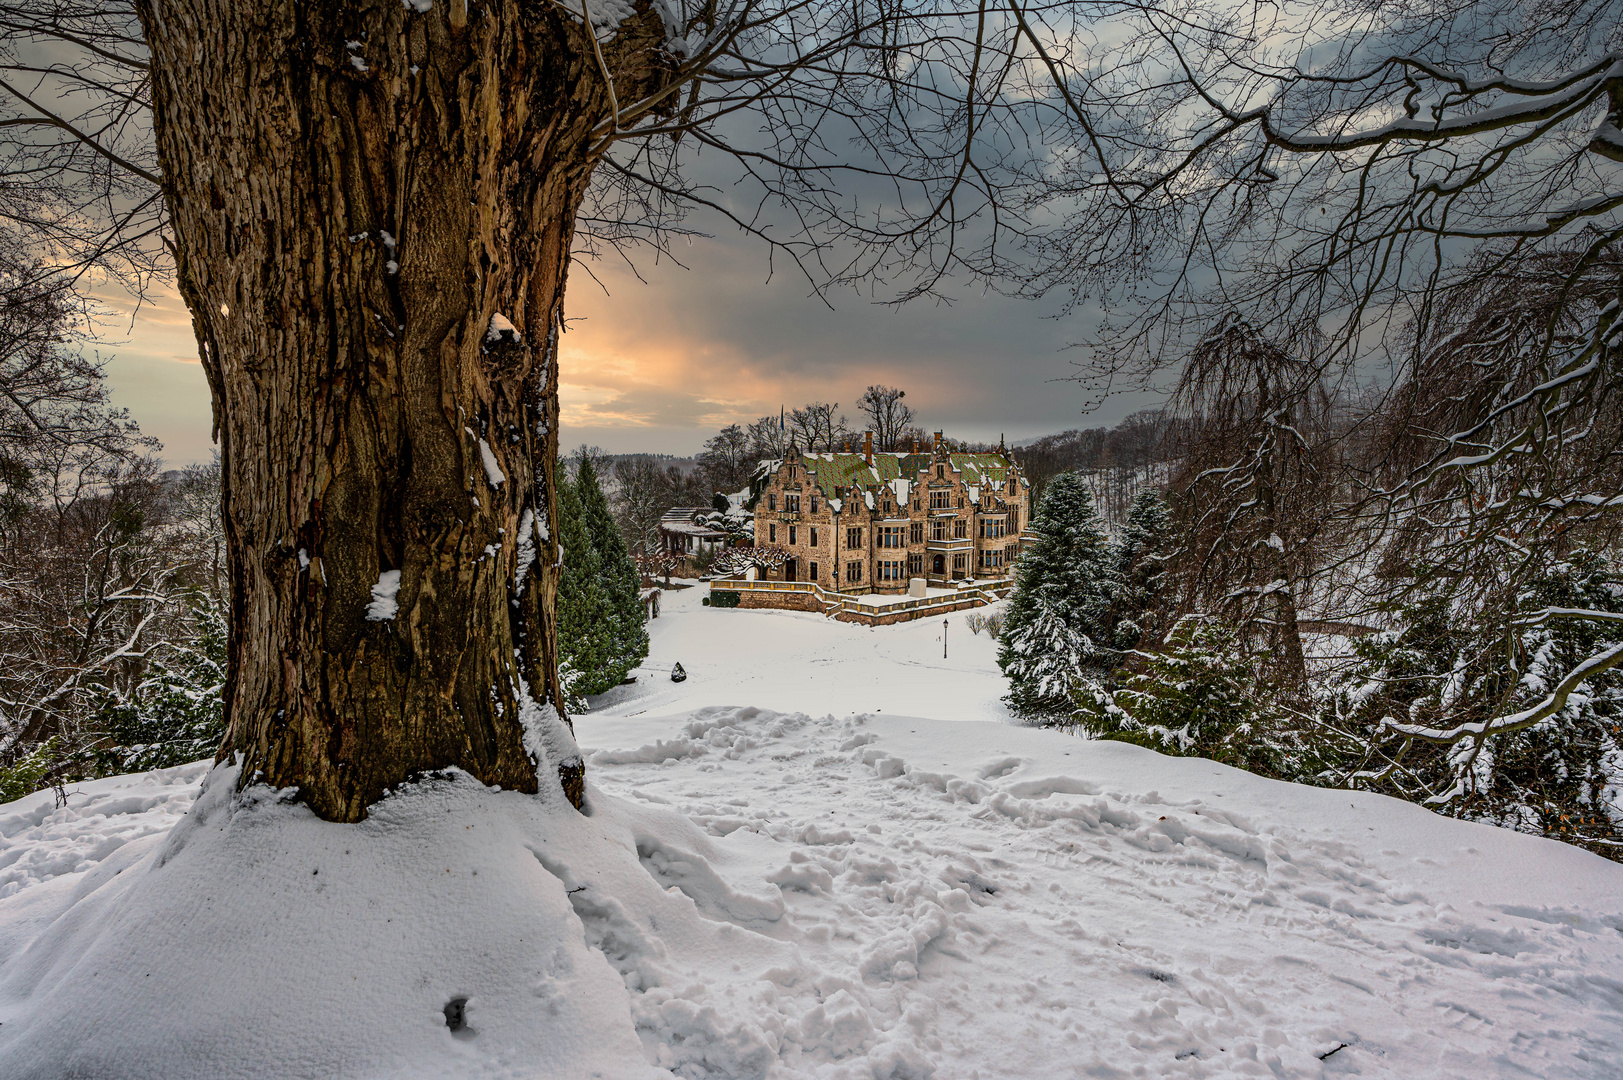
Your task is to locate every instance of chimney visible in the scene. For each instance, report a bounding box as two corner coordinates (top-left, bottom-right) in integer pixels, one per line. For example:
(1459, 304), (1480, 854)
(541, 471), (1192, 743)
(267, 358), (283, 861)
(863, 430), (874, 466)
(933, 430), (944, 452)
(910, 438), (918, 454)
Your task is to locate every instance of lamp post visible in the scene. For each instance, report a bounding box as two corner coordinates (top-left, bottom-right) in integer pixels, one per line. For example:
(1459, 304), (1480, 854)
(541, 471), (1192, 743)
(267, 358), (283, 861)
(943, 618), (948, 659)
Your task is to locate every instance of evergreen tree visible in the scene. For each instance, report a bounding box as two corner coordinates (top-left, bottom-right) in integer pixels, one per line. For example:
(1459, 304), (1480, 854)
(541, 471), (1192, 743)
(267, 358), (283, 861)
(1107, 490), (1171, 651)
(574, 453), (649, 687)
(555, 468), (617, 698)
(1075, 614), (1295, 777)
(997, 472), (1117, 720)
(1321, 552), (1623, 857)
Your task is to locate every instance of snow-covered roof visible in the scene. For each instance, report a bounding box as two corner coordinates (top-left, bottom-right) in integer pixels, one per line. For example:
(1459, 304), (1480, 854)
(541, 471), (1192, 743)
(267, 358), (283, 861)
(791, 451), (1018, 501)
(660, 507), (729, 538)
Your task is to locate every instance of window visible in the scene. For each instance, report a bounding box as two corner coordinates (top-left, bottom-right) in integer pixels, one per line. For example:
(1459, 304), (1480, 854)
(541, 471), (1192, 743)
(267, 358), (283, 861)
(930, 489), (952, 509)
(810, 562), (819, 581)
(768, 493), (777, 511)
(953, 553), (967, 571)
(846, 561), (863, 583)
(936, 465), (944, 478)
(789, 525), (797, 546)
(957, 496), (965, 509)
(909, 522), (924, 544)
(768, 523), (777, 543)
(847, 527), (862, 549)
(907, 553), (923, 574)
(979, 518), (1005, 539)
(878, 560), (905, 581)
(1005, 545), (1017, 564)
(786, 493), (801, 513)
(809, 526), (818, 546)
(1008, 508), (1018, 532)
(932, 518), (948, 541)
(980, 549), (1003, 568)
(810, 494), (819, 513)
(954, 520), (968, 539)
(881, 526), (905, 548)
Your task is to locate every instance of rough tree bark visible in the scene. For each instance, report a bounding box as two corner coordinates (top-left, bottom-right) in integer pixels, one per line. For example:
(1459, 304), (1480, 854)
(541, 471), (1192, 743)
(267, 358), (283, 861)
(133, 0), (674, 821)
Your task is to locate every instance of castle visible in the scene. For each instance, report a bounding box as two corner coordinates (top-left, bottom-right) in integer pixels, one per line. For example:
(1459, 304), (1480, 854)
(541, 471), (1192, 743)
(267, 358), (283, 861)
(750, 431), (1030, 593)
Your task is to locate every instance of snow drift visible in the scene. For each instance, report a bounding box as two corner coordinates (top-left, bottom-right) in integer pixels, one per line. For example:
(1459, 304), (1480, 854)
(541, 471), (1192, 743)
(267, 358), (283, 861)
(3, 703), (1623, 1078)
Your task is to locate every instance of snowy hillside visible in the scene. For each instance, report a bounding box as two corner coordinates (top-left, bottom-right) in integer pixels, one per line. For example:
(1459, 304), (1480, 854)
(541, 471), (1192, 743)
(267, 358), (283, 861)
(1, 586), (1620, 1079)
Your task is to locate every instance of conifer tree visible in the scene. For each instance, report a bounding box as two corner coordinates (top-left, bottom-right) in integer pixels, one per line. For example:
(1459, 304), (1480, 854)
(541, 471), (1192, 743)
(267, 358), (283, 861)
(1108, 491), (1172, 651)
(574, 453), (649, 687)
(997, 473), (1117, 720)
(555, 469), (616, 699)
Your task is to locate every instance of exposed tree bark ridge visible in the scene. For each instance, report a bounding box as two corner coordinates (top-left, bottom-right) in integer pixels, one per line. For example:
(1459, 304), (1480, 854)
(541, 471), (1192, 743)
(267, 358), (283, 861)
(133, 0), (674, 820)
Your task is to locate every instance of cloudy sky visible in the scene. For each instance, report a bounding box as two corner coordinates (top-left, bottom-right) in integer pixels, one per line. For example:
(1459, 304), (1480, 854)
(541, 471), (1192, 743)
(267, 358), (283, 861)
(102, 222), (1162, 468)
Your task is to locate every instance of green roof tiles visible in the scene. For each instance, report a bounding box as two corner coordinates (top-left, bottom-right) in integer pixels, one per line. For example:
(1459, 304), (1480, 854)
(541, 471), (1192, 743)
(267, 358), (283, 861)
(795, 451), (1015, 501)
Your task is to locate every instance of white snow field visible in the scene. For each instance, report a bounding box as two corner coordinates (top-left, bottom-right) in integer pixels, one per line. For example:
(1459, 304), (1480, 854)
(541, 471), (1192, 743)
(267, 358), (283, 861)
(0, 585), (1620, 1079)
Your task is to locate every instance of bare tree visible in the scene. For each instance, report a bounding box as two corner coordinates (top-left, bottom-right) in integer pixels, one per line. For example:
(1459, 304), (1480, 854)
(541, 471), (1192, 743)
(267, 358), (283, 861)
(1164, 320), (1339, 687)
(790, 402), (848, 453)
(611, 455), (705, 556)
(1017, 0), (1622, 799)
(746, 415), (789, 462)
(857, 385), (914, 451)
(697, 423), (751, 494)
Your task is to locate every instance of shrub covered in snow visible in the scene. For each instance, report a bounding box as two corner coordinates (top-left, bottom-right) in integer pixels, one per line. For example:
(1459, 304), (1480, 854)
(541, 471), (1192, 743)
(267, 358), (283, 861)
(1319, 552), (1623, 857)
(965, 608), (1006, 639)
(0, 595), (228, 803)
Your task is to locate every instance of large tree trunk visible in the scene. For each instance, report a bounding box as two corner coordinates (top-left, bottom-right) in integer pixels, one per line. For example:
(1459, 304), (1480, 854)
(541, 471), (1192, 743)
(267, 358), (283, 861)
(135, 0), (673, 820)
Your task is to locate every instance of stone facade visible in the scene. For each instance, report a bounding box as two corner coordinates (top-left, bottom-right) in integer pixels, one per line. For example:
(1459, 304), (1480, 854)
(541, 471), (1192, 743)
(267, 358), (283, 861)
(751, 431), (1030, 594)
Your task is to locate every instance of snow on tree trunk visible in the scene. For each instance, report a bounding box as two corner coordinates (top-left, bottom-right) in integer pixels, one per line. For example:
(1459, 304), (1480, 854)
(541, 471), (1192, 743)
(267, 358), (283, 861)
(134, 0), (676, 821)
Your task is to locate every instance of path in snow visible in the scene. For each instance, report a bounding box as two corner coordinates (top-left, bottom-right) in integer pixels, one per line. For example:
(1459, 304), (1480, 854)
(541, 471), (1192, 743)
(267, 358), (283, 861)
(576, 706), (1623, 1079)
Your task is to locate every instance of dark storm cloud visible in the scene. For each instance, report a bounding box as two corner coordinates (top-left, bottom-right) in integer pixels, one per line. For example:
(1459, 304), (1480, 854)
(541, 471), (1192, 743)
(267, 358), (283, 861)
(558, 222), (1164, 455)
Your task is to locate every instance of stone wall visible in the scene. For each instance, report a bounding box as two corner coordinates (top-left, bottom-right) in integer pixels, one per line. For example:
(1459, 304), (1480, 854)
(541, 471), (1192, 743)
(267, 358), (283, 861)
(735, 588), (824, 613)
(711, 580), (1011, 625)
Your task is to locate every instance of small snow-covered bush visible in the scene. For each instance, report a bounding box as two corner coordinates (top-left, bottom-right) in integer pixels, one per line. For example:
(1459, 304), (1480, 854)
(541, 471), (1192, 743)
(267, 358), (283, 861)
(965, 611), (988, 636)
(0, 738), (63, 803)
(84, 599), (228, 775)
(967, 609), (1007, 639)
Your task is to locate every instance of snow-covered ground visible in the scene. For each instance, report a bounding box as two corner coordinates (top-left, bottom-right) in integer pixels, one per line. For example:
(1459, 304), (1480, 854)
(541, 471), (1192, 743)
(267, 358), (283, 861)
(590, 582), (1013, 723)
(1, 584), (1620, 1078)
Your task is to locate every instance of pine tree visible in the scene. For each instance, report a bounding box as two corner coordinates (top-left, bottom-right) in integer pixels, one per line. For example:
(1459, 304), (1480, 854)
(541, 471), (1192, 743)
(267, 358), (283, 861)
(555, 469), (617, 698)
(574, 453), (649, 687)
(997, 472), (1118, 720)
(1077, 614), (1294, 777)
(1107, 490), (1171, 651)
